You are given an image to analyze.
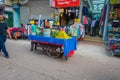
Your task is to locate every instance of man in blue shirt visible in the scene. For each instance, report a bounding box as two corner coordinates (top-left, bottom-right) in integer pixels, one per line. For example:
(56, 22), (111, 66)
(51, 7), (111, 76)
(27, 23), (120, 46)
(0, 15), (10, 58)
(30, 20), (39, 35)
(29, 20), (39, 51)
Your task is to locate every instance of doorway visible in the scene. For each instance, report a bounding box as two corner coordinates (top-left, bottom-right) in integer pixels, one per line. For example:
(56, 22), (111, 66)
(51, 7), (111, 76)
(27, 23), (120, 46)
(4, 11), (13, 27)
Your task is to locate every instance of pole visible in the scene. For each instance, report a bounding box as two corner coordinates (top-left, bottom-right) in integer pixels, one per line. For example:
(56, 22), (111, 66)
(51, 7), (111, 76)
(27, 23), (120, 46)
(79, 0), (83, 23)
(38, 15), (41, 27)
(103, 3), (109, 41)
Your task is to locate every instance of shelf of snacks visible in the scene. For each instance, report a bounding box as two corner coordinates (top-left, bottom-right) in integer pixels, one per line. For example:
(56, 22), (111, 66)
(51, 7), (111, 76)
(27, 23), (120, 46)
(107, 38), (120, 55)
(106, 23), (120, 55)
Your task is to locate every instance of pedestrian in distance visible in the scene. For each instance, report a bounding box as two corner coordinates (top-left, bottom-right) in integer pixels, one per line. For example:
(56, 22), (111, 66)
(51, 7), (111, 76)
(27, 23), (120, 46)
(90, 18), (97, 36)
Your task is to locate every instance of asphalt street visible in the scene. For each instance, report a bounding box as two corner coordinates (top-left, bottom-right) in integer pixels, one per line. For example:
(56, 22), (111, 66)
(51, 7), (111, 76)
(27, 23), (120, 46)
(0, 39), (120, 80)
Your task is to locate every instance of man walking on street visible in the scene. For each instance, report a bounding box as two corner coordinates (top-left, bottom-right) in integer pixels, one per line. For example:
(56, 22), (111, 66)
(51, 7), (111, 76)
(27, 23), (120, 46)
(0, 15), (10, 58)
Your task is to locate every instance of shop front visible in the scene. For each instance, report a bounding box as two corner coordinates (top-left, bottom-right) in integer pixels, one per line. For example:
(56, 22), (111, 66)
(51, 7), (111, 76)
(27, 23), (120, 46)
(27, 0), (79, 60)
(50, 0), (80, 26)
(49, 0), (84, 39)
(105, 0), (120, 55)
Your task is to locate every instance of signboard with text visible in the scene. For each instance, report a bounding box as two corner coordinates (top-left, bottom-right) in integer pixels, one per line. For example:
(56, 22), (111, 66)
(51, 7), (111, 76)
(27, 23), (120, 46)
(50, 0), (80, 8)
(56, 0), (80, 8)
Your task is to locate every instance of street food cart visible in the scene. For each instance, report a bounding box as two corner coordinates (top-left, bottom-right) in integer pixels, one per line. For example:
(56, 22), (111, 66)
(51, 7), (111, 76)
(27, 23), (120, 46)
(29, 35), (77, 60)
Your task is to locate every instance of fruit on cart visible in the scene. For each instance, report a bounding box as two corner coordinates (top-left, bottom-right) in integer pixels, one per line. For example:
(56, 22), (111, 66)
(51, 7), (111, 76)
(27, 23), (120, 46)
(52, 30), (59, 38)
(56, 30), (71, 39)
(36, 29), (41, 35)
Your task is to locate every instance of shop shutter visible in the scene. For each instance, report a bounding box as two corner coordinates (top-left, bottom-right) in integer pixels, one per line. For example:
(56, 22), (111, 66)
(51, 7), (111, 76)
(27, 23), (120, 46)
(29, 0), (54, 19)
(20, 6), (30, 24)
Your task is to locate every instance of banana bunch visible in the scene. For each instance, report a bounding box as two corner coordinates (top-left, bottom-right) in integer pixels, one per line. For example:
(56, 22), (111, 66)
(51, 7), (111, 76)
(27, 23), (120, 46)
(56, 30), (71, 39)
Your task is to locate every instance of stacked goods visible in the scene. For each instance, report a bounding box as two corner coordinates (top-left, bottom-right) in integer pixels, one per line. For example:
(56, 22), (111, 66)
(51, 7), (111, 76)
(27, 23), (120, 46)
(55, 30), (71, 39)
(43, 29), (51, 37)
(52, 30), (59, 38)
(117, 7), (120, 18)
(110, 0), (120, 4)
(33, 27), (72, 39)
(109, 39), (120, 54)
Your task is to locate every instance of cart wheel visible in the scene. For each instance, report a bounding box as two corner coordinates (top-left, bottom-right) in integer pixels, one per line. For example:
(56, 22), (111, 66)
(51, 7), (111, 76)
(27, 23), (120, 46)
(46, 46), (61, 58)
(42, 45), (49, 51)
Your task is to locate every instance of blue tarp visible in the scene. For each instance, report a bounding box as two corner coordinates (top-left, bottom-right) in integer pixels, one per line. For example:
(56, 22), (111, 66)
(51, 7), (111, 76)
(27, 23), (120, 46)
(28, 35), (77, 56)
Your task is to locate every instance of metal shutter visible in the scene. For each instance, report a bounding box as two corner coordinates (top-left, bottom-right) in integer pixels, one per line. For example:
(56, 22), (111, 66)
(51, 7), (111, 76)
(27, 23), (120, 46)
(29, 0), (54, 19)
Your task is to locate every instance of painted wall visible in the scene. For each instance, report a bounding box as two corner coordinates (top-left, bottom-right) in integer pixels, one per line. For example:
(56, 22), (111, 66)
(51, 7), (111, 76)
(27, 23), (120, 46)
(13, 4), (21, 27)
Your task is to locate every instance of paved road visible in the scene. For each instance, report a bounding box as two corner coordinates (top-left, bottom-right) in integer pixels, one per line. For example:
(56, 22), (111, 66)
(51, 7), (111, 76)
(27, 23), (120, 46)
(0, 39), (120, 80)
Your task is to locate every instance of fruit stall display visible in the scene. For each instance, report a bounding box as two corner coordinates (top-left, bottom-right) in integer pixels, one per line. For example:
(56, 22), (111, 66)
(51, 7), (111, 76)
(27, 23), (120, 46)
(28, 19), (77, 60)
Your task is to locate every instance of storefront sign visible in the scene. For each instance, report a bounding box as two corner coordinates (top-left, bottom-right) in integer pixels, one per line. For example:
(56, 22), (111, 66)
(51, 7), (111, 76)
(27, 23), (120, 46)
(56, 0), (80, 8)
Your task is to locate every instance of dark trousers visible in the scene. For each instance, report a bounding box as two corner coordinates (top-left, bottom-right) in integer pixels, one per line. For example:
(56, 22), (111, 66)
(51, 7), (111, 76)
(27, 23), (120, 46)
(92, 27), (96, 36)
(0, 34), (9, 57)
(30, 41), (37, 51)
(84, 24), (88, 34)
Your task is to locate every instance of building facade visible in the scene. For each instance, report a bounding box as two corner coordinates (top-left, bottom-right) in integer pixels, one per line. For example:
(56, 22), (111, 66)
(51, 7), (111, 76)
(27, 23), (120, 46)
(1, 0), (55, 27)
(20, 0), (54, 24)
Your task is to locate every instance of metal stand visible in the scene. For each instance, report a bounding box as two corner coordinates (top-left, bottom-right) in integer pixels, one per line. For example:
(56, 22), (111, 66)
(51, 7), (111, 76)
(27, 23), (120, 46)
(30, 41), (64, 58)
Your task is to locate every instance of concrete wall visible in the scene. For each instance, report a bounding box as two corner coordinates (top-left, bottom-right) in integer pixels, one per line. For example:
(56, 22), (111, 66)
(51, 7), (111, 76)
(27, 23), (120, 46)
(13, 5), (21, 27)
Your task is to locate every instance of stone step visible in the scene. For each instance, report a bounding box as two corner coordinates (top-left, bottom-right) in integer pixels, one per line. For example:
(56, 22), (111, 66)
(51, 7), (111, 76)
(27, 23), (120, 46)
(83, 36), (104, 43)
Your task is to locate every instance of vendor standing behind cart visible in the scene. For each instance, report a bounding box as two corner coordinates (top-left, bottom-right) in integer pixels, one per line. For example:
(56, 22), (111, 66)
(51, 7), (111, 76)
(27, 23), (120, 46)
(0, 15), (11, 58)
(30, 20), (39, 35)
(29, 20), (39, 51)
